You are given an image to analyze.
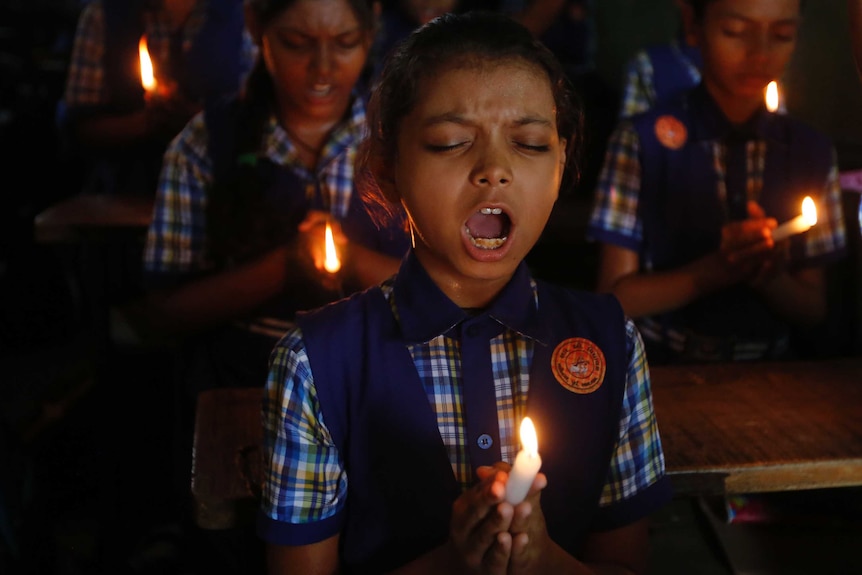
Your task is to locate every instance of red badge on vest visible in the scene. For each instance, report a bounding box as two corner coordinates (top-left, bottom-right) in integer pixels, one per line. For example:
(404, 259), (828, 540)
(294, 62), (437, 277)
(654, 115), (687, 150)
(551, 338), (606, 394)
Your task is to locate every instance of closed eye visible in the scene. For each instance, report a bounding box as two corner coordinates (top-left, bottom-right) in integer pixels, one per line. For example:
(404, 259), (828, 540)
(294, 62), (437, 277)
(425, 142), (466, 152)
(517, 143), (551, 152)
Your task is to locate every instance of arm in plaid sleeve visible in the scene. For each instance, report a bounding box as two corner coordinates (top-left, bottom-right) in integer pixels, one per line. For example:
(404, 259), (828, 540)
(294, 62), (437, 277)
(802, 148), (847, 264)
(587, 121), (644, 252)
(143, 112), (213, 283)
(258, 328), (348, 545)
(63, 2), (106, 108)
(619, 51), (654, 121)
(599, 319), (667, 508)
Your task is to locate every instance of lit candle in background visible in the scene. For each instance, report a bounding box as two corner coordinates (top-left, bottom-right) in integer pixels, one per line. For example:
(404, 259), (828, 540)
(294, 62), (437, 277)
(772, 196), (817, 242)
(324, 220), (341, 273)
(504, 417), (542, 505)
(138, 35), (157, 95)
(765, 80), (780, 113)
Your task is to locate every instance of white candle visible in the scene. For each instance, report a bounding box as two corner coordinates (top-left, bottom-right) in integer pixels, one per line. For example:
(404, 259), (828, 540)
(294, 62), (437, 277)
(772, 196), (817, 242)
(504, 417), (542, 505)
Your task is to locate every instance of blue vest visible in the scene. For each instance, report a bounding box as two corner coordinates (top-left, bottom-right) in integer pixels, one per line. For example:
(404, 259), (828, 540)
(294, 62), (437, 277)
(645, 39), (701, 107)
(290, 253), (668, 572)
(632, 84), (833, 339)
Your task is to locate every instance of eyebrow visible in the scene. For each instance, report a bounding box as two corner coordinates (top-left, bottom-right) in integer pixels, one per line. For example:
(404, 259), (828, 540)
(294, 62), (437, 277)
(421, 113), (554, 128)
(718, 11), (800, 26)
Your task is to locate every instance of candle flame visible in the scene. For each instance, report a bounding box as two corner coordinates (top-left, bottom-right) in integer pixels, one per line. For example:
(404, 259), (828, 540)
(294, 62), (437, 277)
(139, 36), (157, 92)
(324, 221), (341, 273)
(765, 81), (779, 113)
(520, 417), (538, 456)
(801, 196), (817, 226)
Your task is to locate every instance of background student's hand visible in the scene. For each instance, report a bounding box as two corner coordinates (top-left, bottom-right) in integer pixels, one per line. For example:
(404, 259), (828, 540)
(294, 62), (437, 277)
(297, 210), (347, 292)
(449, 465), (514, 574)
(718, 201), (777, 283)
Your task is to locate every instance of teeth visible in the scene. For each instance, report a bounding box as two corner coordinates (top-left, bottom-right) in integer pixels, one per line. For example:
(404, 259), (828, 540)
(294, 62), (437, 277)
(479, 207), (503, 215)
(312, 84), (332, 95)
(471, 236), (507, 249)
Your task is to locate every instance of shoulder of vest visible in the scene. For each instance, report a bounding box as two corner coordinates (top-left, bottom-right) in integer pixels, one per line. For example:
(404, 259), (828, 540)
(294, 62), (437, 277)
(536, 281), (625, 329)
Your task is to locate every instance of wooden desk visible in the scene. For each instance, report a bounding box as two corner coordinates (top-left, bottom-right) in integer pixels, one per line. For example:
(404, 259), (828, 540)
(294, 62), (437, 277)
(652, 358), (862, 496)
(34, 193), (154, 243)
(191, 358), (862, 528)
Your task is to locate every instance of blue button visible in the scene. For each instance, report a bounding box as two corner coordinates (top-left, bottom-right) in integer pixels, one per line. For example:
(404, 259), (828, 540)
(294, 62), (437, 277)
(477, 434), (493, 449)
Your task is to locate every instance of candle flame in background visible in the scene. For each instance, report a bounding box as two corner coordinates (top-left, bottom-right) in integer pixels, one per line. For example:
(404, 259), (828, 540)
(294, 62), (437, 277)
(324, 221), (341, 273)
(765, 81), (779, 113)
(801, 196), (817, 226)
(139, 36), (157, 92)
(520, 417), (538, 456)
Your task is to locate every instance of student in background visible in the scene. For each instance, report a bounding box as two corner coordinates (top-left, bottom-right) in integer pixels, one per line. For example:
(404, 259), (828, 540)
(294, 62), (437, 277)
(259, 11), (671, 573)
(61, 0), (255, 196)
(589, 0), (846, 365)
(849, 0), (862, 231)
(142, 0), (408, 392)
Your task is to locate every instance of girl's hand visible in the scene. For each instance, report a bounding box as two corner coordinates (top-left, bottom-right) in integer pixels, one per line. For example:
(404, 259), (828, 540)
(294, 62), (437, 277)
(507, 472), (551, 574)
(449, 465), (514, 574)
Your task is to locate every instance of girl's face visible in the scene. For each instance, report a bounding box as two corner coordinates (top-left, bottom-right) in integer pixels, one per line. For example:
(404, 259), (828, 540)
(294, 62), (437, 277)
(693, 0), (800, 116)
(388, 59), (566, 308)
(253, 0), (371, 124)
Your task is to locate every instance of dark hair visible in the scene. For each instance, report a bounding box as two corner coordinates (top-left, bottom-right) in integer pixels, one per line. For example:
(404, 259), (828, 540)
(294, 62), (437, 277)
(357, 10), (583, 221)
(687, 0), (804, 21)
(207, 0), (376, 266)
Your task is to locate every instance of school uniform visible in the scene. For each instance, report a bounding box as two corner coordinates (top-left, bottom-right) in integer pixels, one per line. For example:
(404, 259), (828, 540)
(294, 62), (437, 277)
(619, 35), (702, 120)
(589, 83), (847, 364)
(143, 94), (410, 391)
(61, 0), (256, 195)
(258, 250), (672, 573)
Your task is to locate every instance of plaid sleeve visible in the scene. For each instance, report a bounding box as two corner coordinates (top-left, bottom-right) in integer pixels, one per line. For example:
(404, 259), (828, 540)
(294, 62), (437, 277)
(598, 319), (667, 506)
(618, 51), (654, 120)
(142, 112), (212, 286)
(802, 148), (847, 264)
(63, 1), (106, 108)
(258, 328), (347, 543)
(587, 121), (644, 251)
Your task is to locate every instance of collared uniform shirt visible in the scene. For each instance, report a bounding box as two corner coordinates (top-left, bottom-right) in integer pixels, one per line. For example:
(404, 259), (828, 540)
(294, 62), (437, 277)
(589, 87), (846, 358)
(260, 262), (666, 526)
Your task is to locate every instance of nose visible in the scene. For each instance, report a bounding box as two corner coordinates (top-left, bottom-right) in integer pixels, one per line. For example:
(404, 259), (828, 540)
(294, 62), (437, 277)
(470, 140), (512, 187)
(311, 42), (333, 78)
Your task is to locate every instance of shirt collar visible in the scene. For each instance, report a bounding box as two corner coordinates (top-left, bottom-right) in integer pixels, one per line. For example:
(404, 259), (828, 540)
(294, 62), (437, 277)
(262, 92), (367, 169)
(392, 251), (545, 344)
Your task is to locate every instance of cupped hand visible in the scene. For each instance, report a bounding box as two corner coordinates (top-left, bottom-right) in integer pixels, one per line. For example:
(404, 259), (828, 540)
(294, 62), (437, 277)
(507, 472), (551, 574)
(449, 465), (514, 574)
(718, 201), (777, 282)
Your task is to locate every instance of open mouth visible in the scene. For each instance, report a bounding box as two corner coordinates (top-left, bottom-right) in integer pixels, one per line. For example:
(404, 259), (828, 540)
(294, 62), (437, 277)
(311, 83), (333, 97)
(465, 207), (511, 250)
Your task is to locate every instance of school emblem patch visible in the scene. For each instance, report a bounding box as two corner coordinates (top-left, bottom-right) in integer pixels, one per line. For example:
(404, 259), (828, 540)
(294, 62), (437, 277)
(551, 338), (606, 394)
(654, 115), (687, 150)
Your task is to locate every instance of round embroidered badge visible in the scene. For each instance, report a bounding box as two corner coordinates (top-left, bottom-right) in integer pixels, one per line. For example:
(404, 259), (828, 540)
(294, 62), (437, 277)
(551, 338), (606, 394)
(654, 115), (687, 150)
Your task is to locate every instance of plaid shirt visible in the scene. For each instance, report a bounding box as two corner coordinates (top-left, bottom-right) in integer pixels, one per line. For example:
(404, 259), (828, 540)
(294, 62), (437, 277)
(143, 95), (366, 282)
(261, 273), (666, 526)
(63, 0), (256, 108)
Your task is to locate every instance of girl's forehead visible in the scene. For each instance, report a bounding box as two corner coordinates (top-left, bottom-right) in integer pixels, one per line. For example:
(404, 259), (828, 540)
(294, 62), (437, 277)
(419, 56), (548, 89)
